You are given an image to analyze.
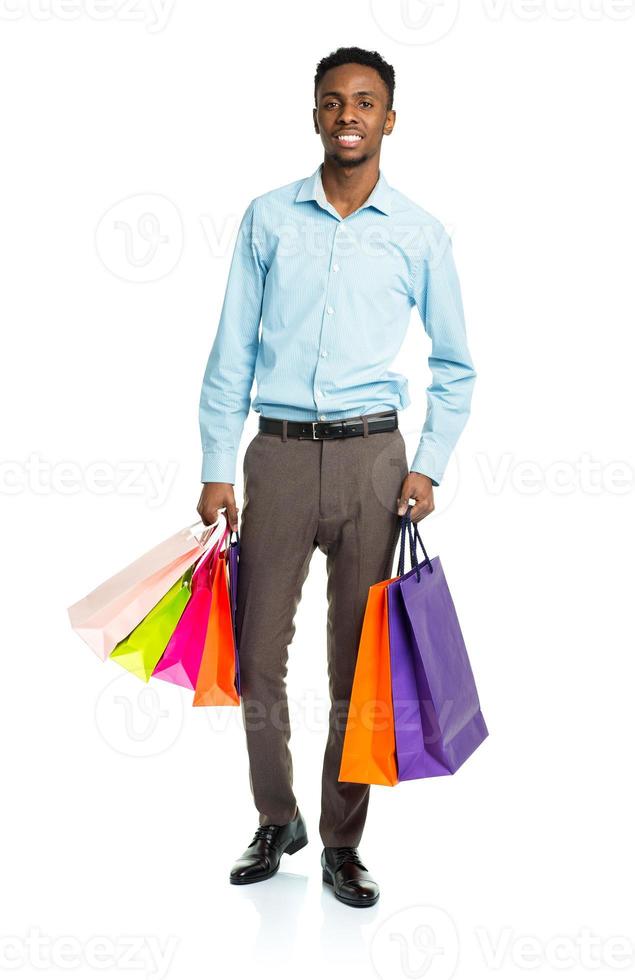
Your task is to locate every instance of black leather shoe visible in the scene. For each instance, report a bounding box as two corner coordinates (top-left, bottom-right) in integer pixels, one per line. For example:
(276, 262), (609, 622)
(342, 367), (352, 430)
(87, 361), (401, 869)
(229, 808), (308, 884)
(321, 846), (380, 907)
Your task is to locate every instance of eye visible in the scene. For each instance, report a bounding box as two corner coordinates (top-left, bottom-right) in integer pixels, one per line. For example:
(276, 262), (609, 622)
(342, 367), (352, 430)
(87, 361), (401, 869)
(360, 101), (373, 109)
(324, 101), (340, 110)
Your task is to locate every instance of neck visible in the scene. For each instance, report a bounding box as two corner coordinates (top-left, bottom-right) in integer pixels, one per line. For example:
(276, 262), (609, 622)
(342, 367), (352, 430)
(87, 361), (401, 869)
(320, 156), (381, 218)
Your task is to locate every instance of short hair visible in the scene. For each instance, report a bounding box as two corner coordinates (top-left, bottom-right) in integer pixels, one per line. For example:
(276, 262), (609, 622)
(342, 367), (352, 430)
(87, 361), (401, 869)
(314, 46), (396, 111)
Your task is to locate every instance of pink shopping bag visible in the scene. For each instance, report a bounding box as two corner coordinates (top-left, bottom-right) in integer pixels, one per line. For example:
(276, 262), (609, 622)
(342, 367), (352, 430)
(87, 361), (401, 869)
(67, 516), (226, 660)
(151, 523), (230, 689)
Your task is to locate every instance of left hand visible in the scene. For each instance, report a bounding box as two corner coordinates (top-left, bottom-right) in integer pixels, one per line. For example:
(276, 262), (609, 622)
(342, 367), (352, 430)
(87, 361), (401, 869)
(397, 472), (434, 523)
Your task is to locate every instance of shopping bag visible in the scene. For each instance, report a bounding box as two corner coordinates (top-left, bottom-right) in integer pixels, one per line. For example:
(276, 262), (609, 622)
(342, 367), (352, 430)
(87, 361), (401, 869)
(192, 543), (240, 707)
(338, 574), (399, 787)
(388, 506), (488, 778)
(67, 518), (224, 659)
(151, 523), (230, 689)
(227, 529), (241, 695)
(109, 564), (195, 681)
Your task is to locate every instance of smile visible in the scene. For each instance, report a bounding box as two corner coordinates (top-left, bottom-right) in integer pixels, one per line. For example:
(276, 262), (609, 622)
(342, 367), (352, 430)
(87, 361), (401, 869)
(335, 134), (363, 144)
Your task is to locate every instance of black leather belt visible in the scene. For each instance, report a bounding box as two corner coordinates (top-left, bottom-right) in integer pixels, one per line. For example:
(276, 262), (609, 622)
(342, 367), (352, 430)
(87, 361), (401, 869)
(258, 410), (399, 440)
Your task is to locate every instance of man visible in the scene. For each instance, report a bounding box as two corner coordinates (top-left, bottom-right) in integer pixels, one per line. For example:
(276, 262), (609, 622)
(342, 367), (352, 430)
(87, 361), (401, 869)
(197, 46), (476, 908)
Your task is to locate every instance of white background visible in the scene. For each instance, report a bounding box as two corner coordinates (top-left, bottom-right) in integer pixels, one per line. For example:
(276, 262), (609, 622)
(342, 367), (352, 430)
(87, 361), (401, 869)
(1, 1), (634, 978)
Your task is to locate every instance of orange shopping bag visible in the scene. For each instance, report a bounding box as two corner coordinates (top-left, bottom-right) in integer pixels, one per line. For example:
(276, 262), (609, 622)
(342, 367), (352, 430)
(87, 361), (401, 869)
(338, 575), (399, 786)
(193, 547), (240, 707)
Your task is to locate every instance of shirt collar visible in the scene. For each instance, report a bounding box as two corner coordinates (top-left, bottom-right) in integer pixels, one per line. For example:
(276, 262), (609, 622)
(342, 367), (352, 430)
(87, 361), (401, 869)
(295, 162), (392, 217)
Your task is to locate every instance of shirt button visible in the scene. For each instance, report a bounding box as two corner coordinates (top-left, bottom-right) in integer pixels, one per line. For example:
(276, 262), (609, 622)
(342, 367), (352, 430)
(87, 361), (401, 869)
(326, 306), (334, 315)
(320, 350), (328, 358)
(319, 415), (326, 420)
(332, 263), (340, 272)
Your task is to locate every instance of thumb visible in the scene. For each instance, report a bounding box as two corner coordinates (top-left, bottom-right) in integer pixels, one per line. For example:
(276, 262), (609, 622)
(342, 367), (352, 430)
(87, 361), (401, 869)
(397, 489), (410, 516)
(225, 499), (240, 532)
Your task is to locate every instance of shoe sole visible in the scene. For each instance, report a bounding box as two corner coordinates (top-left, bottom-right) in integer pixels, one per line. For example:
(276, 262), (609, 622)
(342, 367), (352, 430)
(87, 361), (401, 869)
(322, 868), (380, 907)
(229, 834), (309, 885)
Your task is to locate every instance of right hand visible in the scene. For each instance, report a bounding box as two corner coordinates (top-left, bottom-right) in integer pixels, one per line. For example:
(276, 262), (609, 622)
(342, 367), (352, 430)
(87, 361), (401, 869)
(197, 482), (239, 532)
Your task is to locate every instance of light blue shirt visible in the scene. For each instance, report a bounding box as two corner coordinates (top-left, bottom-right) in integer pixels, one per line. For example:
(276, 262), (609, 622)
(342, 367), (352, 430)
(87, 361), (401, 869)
(199, 163), (476, 487)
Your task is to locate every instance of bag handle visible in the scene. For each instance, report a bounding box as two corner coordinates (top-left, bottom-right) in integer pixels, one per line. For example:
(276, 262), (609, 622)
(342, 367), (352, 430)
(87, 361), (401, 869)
(397, 504), (433, 582)
(190, 512), (229, 575)
(189, 515), (230, 545)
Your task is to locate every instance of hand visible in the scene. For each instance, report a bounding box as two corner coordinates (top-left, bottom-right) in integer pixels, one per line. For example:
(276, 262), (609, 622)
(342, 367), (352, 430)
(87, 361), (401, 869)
(397, 472), (434, 524)
(197, 482), (240, 532)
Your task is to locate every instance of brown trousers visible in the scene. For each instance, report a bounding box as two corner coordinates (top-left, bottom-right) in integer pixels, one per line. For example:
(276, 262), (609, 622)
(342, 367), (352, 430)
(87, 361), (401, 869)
(235, 413), (409, 847)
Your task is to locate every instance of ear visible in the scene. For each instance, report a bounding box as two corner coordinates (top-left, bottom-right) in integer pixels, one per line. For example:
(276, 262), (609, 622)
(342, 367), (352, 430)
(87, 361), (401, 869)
(383, 108), (396, 136)
(312, 107), (319, 134)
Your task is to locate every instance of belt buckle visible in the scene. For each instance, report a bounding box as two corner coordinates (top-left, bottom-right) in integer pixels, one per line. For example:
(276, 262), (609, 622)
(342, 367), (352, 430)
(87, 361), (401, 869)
(311, 421), (321, 440)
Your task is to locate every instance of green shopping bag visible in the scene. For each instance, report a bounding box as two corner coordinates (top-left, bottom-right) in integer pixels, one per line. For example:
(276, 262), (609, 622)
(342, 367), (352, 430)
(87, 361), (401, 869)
(109, 564), (195, 681)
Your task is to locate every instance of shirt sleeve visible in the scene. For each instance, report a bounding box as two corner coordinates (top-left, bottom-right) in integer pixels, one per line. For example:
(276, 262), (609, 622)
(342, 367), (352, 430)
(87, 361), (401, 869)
(409, 224), (477, 487)
(199, 198), (266, 484)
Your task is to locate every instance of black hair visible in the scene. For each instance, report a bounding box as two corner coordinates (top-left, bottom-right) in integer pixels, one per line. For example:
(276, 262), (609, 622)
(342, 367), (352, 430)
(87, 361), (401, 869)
(314, 46), (396, 111)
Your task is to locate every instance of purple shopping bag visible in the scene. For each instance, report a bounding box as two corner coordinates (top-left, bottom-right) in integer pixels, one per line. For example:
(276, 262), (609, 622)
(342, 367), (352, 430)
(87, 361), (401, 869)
(387, 506), (488, 779)
(228, 528), (241, 695)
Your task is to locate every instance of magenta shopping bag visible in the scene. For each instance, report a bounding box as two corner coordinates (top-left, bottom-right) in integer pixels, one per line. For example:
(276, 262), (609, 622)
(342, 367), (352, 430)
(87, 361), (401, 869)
(151, 523), (230, 689)
(387, 506), (488, 779)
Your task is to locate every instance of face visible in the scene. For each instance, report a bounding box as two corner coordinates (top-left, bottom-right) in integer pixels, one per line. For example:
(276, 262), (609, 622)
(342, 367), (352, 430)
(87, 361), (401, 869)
(313, 63), (396, 169)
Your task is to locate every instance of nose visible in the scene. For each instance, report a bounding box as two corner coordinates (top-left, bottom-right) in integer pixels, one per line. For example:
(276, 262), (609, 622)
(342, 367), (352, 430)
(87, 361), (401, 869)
(335, 102), (359, 126)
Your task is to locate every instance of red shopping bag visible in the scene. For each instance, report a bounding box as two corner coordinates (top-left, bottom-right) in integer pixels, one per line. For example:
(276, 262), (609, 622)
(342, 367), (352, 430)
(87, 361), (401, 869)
(193, 547), (240, 707)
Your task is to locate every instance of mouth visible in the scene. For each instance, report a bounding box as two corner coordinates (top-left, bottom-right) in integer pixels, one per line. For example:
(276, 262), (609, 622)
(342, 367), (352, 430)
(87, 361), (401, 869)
(333, 132), (364, 148)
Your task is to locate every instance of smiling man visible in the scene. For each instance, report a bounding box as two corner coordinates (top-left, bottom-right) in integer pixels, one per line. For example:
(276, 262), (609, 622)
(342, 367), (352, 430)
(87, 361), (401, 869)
(197, 46), (476, 908)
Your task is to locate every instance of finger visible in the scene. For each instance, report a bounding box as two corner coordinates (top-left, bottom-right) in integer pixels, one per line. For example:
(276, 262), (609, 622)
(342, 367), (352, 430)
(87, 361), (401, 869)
(397, 492), (415, 516)
(410, 507), (425, 523)
(411, 499), (433, 523)
(226, 503), (240, 531)
(201, 504), (221, 527)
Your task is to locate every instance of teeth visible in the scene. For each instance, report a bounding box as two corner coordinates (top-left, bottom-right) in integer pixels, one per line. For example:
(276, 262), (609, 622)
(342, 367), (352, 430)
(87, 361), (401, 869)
(337, 134), (362, 142)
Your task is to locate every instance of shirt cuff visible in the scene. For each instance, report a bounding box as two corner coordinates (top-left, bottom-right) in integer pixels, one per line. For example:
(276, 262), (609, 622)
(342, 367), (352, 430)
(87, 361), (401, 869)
(201, 451), (237, 484)
(409, 448), (442, 487)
